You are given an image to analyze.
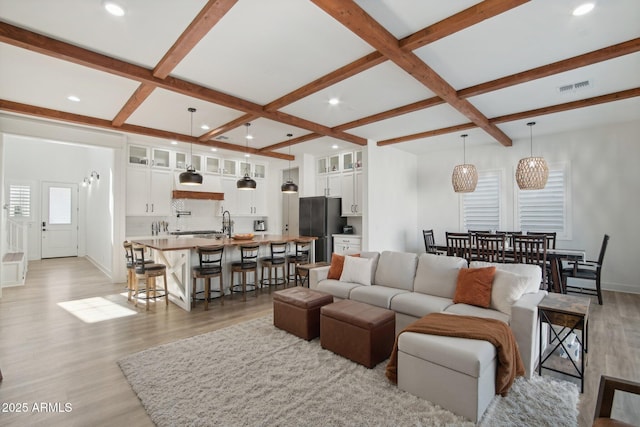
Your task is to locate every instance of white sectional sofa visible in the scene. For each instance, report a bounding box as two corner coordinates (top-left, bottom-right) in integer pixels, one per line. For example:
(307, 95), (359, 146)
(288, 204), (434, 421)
(309, 250), (547, 378)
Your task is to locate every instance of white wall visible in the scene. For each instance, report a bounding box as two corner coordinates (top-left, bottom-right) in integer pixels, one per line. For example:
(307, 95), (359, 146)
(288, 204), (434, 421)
(365, 140), (419, 252)
(416, 120), (640, 293)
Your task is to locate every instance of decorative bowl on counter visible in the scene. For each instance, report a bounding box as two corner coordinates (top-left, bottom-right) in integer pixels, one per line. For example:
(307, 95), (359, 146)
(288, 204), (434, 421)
(232, 233), (254, 240)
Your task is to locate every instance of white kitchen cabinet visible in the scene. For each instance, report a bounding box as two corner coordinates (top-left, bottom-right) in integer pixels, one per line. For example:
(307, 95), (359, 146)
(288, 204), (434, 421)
(316, 174), (342, 197)
(126, 168), (172, 216)
(205, 156), (221, 174)
(341, 171), (363, 216)
(218, 178), (237, 215)
(333, 235), (361, 255)
(236, 181), (267, 216)
(223, 159), (238, 177)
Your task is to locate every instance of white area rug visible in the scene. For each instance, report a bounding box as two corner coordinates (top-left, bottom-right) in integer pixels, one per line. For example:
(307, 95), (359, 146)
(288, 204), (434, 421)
(118, 315), (578, 426)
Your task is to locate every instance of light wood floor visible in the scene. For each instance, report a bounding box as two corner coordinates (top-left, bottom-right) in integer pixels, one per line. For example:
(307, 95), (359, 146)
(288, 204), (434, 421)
(0, 258), (638, 426)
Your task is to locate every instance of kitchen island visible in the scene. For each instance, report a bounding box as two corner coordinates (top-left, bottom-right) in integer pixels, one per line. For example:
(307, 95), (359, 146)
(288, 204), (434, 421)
(131, 234), (317, 311)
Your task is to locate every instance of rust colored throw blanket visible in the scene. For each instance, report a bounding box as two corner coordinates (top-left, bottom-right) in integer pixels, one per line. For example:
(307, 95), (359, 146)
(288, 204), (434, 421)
(385, 313), (524, 396)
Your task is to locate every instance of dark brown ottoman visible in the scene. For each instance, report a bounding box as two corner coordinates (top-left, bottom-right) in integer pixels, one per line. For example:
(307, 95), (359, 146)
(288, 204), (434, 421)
(273, 287), (334, 340)
(320, 299), (395, 368)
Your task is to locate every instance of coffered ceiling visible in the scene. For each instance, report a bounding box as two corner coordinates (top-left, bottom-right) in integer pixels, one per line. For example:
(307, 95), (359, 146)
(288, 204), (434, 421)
(0, 0), (638, 160)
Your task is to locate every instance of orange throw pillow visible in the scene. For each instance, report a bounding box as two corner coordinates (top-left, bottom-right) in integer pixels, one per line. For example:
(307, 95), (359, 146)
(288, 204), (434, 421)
(453, 267), (497, 308)
(327, 253), (359, 280)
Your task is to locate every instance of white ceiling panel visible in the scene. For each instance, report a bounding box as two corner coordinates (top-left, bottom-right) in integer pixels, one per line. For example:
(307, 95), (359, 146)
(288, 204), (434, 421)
(354, 0), (483, 39)
(416, 0), (640, 90)
(280, 61), (435, 128)
(468, 53), (640, 118)
(0, 44), (139, 120)
(350, 104), (470, 141)
(172, 0), (374, 105)
(0, 0), (207, 68)
(126, 89), (246, 136)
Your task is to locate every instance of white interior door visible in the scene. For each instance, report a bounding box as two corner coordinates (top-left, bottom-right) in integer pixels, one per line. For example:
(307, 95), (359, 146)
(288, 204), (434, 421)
(41, 182), (78, 258)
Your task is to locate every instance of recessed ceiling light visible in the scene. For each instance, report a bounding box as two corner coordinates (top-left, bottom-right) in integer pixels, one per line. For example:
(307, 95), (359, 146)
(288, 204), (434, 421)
(67, 95), (80, 102)
(210, 148), (217, 152)
(171, 141), (178, 145)
(200, 124), (210, 130)
(572, 3), (595, 16)
(331, 144), (339, 149)
(245, 134), (253, 140)
(244, 153), (250, 158)
(103, 1), (125, 17)
(329, 98), (340, 106)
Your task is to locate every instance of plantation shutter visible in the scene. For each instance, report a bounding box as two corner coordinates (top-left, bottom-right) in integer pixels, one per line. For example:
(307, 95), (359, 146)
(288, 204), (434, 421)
(463, 172), (500, 231)
(517, 168), (567, 238)
(9, 184), (31, 218)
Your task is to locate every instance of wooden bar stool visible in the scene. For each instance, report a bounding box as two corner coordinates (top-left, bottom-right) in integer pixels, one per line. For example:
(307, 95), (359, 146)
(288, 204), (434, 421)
(286, 240), (311, 286)
(192, 245), (224, 311)
(123, 241), (153, 301)
(260, 241), (287, 292)
(132, 244), (169, 310)
(230, 244), (260, 302)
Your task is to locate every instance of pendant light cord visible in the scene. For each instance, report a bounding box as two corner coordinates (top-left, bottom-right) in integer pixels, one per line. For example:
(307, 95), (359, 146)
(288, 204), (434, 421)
(461, 134), (468, 164)
(287, 133), (293, 180)
(528, 121), (536, 156)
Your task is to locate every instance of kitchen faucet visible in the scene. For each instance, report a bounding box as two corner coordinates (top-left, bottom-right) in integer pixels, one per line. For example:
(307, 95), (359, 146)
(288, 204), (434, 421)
(222, 210), (232, 238)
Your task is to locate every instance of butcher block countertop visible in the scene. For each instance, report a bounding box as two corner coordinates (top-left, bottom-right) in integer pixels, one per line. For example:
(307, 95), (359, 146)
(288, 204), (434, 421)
(131, 234), (317, 251)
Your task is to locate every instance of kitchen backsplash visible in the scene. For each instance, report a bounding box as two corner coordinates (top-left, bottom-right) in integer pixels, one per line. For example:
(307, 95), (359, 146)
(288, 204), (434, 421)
(126, 199), (265, 237)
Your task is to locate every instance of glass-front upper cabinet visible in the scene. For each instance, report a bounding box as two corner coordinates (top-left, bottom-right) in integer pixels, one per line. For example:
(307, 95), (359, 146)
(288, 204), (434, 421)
(175, 152), (187, 170)
(317, 157), (328, 174)
(128, 145), (149, 166)
(342, 152), (354, 171)
(239, 161), (251, 177)
(151, 148), (170, 168)
(223, 159), (237, 176)
(205, 156), (221, 174)
(254, 163), (266, 179)
(328, 154), (340, 173)
(355, 150), (363, 169)
(191, 154), (202, 172)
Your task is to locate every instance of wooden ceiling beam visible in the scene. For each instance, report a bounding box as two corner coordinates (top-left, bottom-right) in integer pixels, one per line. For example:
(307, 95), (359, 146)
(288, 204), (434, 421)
(400, 0), (530, 51)
(258, 133), (322, 152)
(377, 88), (640, 146)
(197, 113), (258, 142)
(0, 99), (293, 161)
(311, 0), (512, 147)
(111, 83), (155, 127)
(0, 21), (366, 146)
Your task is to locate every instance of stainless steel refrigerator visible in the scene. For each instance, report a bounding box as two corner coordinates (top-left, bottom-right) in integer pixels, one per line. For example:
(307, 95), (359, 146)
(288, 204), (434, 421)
(299, 196), (346, 263)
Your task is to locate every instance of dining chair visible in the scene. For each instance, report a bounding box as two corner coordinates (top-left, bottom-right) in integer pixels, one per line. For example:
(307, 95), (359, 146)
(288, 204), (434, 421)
(445, 232), (471, 262)
(422, 229), (439, 254)
(512, 234), (548, 289)
(476, 233), (506, 263)
(527, 232), (557, 288)
(563, 234), (609, 305)
(192, 245), (224, 311)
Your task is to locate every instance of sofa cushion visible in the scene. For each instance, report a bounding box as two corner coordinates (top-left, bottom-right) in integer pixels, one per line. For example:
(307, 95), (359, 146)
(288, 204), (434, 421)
(390, 292), (453, 319)
(491, 270), (530, 316)
(453, 267), (496, 308)
(470, 261), (541, 294)
(444, 304), (510, 324)
(315, 279), (361, 300)
(340, 255), (373, 286)
(413, 253), (468, 298)
(374, 251), (418, 291)
(349, 286), (410, 309)
(328, 253), (358, 280)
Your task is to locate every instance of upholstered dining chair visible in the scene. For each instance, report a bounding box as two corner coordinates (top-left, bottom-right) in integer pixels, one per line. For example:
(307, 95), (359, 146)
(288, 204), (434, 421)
(564, 234), (609, 305)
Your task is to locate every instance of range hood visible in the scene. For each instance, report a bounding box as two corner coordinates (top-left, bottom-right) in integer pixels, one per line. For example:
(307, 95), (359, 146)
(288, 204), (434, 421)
(172, 190), (224, 200)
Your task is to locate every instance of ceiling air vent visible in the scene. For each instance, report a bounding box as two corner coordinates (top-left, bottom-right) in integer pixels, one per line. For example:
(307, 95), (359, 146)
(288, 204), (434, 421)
(216, 135), (229, 140)
(557, 79), (592, 94)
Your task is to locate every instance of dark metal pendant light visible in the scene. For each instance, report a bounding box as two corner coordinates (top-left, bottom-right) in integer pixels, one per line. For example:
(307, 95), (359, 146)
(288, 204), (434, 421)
(281, 133), (298, 193)
(237, 123), (257, 190)
(179, 107), (203, 185)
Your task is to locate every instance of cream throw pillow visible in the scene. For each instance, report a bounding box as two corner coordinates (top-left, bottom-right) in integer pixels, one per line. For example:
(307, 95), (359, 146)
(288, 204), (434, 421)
(490, 269), (530, 316)
(340, 255), (373, 286)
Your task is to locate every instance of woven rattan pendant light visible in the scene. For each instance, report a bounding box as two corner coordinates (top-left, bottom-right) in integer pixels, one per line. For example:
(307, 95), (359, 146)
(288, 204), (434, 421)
(237, 123), (257, 190)
(179, 107), (203, 185)
(451, 134), (478, 193)
(516, 121), (548, 190)
(281, 133), (298, 193)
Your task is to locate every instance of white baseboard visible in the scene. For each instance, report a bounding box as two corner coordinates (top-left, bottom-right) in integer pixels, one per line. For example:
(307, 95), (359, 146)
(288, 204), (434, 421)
(84, 255), (113, 282)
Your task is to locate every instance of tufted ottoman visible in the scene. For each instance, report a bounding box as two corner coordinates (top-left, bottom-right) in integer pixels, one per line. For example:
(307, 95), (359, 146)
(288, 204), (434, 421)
(273, 287), (333, 340)
(320, 299), (395, 368)
(397, 332), (497, 423)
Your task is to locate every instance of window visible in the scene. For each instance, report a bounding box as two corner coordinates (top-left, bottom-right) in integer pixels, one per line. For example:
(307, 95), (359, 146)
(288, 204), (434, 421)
(517, 163), (571, 239)
(8, 183), (31, 218)
(462, 171), (501, 231)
